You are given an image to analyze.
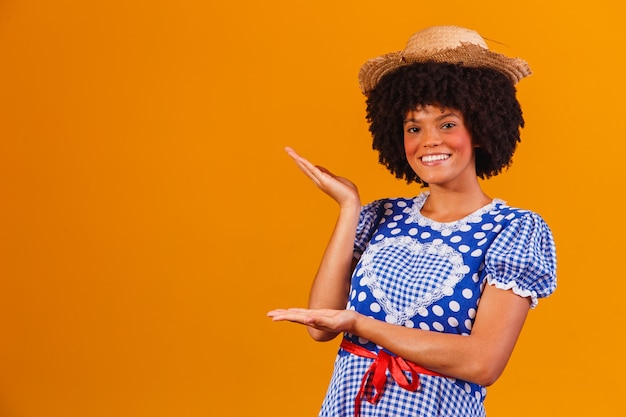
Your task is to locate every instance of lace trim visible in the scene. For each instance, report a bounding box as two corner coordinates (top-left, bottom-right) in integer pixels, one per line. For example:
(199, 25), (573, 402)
(486, 274), (539, 309)
(357, 235), (468, 324)
(406, 192), (506, 233)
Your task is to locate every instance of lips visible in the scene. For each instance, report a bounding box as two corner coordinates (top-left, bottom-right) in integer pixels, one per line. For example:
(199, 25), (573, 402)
(421, 154), (450, 163)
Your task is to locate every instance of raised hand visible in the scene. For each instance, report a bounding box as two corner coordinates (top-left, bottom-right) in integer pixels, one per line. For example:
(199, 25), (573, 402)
(285, 147), (360, 209)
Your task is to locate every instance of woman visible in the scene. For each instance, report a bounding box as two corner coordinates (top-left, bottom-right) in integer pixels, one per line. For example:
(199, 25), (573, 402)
(268, 25), (556, 417)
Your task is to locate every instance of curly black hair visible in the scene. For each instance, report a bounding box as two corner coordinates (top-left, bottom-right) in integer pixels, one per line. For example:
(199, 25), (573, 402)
(365, 62), (524, 185)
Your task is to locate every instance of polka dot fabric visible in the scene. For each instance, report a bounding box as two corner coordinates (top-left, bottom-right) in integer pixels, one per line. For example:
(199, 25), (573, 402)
(319, 192), (557, 417)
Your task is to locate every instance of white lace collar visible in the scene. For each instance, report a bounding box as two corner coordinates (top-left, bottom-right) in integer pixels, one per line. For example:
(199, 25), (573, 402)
(406, 192), (506, 233)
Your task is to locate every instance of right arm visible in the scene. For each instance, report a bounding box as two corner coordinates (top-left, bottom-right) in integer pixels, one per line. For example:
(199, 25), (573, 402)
(284, 147), (361, 341)
(307, 205), (360, 341)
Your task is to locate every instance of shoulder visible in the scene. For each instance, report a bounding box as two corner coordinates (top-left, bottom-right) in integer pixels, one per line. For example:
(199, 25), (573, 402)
(485, 201), (556, 266)
(490, 200), (551, 229)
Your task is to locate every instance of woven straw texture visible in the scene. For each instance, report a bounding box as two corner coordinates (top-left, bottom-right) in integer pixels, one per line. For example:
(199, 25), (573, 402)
(358, 26), (531, 95)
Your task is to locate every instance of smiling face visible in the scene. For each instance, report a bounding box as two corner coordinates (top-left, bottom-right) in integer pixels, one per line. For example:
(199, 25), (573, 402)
(403, 104), (477, 190)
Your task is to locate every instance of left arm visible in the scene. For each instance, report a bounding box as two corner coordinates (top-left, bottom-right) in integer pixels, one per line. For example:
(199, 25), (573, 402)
(268, 284), (530, 386)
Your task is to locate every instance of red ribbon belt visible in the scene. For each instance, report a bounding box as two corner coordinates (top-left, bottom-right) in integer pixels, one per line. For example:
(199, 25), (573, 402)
(340, 338), (444, 417)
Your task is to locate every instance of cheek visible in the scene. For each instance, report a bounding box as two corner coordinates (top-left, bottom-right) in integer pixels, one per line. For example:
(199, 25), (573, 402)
(404, 136), (417, 155)
(451, 133), (474, 154)
(462, 140), (476, 155)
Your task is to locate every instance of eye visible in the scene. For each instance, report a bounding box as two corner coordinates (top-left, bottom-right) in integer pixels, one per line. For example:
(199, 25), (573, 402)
(407, 127), (420, 133)
(441, 122), (456, 130)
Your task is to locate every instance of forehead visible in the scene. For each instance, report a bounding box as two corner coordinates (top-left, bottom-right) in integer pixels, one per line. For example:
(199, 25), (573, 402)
(404, 104), (464, 120)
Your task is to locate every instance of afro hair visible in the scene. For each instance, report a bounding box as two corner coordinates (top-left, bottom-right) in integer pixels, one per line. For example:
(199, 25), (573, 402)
(365, 62), (525, 185)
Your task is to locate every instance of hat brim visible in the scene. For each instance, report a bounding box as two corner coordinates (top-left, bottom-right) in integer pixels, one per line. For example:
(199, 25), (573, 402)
(358, 43), (531, 95)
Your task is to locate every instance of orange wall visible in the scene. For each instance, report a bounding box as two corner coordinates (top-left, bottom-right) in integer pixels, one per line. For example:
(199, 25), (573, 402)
(0, 1), (624, 416)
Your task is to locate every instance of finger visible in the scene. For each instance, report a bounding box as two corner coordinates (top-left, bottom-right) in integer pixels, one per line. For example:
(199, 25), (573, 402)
(296, 166), (331, 190)
(269, 308), (320, 321)
(285, 148), (325, 184)
(267, 309), (289, 317)
(270, 308), (313, 319)
(285, 308), (313, 313)
(284, 147), (341, 186)
(292, 154), (322, 177)
(285, 147), (315, 170)
(269, 311), (310, 324)
(285, 147), (330, 178)
(284, 146), (300, 159)
(317, 165), (332, 176)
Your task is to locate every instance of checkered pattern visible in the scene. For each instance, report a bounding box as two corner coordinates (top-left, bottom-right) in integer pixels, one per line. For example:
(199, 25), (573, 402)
(320, 352), (486, 417)
(318, 192), (556, 416)
(354, 200), (385, 256)
(371, 241), (451, 300)
(484, 210), (557, 307)
(358, 237), (467, 322)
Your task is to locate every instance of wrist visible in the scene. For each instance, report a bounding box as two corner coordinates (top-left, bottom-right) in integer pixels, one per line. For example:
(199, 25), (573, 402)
(337, 192), (361, 210)
(350, 311), (369, 336)
(338, 201), (361, 214)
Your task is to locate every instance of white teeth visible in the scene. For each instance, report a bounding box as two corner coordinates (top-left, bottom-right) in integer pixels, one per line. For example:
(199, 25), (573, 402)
(422, 154), (450, 162)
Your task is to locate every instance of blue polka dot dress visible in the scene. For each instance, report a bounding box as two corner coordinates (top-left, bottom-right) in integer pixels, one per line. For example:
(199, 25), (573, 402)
(319, 192), (557, 417)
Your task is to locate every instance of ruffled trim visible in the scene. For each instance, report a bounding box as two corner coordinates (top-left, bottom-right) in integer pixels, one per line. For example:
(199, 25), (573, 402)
(407, 192), (506, 234)
(486, 274), (539, 309)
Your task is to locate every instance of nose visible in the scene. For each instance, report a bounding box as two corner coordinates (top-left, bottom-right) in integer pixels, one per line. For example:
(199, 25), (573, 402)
(422, 128), (442, 147)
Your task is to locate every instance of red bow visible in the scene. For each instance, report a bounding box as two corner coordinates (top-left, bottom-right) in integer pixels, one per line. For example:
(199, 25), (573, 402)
(340, 339), (443, 417)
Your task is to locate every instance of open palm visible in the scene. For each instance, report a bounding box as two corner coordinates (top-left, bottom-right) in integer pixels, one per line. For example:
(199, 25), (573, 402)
(285, 147), (360, 209)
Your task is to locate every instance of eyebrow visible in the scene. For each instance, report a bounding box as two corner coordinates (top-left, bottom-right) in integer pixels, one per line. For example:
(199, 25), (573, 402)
(403, 111), (461, 124)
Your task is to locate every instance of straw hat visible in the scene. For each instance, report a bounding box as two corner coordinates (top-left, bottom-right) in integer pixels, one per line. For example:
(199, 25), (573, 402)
(358, 25), (531, 95)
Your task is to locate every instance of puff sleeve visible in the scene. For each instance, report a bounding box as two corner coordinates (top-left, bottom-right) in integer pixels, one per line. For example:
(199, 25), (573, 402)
(484, 212), (557, 308)
(353, 199), (385, 259)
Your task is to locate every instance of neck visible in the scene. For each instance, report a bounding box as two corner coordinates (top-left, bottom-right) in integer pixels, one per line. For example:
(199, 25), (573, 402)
(420, 184), (491, 222)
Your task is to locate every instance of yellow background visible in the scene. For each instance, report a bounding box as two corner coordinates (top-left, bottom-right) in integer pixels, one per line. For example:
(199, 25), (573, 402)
(0, 0), (624, 416)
